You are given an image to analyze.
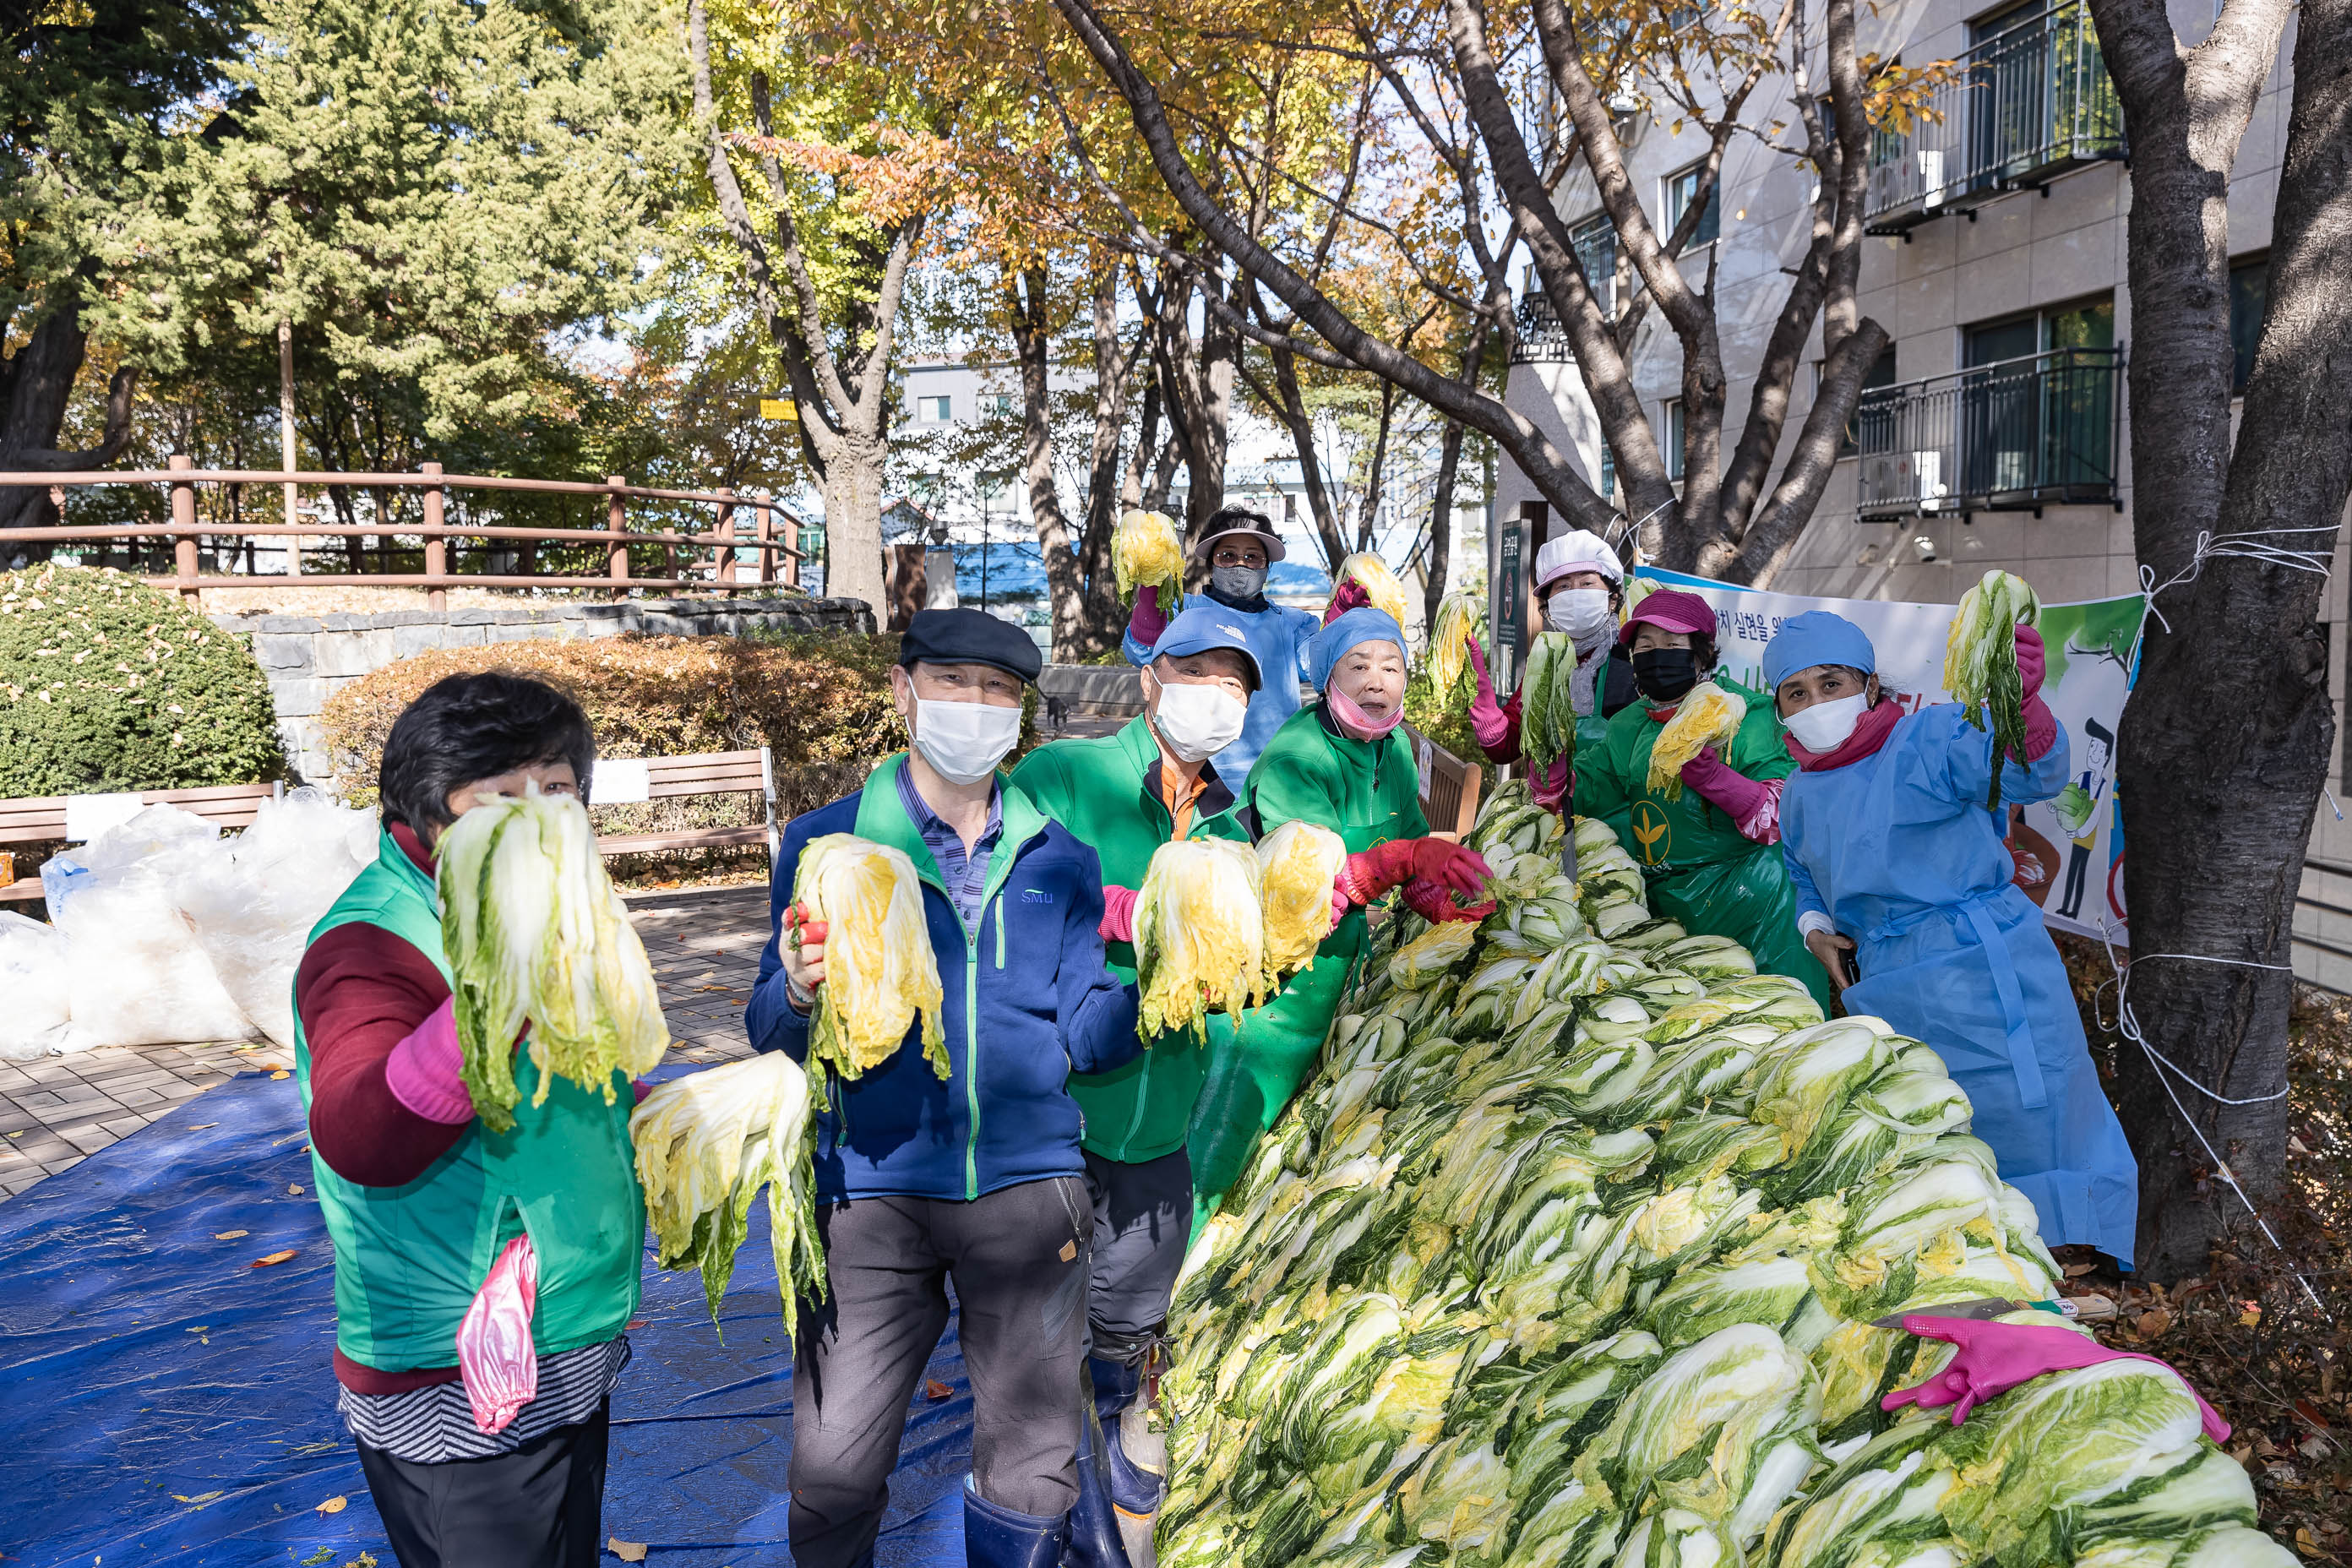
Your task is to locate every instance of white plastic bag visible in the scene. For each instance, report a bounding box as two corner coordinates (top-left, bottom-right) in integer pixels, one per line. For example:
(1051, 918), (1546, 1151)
(179, 789), (378, 1049)
(0, 912), (72, 1061)
(53, 808), (257, 1050)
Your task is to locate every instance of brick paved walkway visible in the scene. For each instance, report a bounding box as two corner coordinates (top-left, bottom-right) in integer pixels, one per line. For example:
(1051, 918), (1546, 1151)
(0, 885), (772, 1202)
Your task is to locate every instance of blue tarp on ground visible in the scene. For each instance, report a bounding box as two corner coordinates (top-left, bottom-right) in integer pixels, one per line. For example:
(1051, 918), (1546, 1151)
(0, 1070), (975, 1568)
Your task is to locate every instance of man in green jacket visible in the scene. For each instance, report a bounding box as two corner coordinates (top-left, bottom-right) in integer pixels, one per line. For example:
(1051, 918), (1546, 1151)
(1010, 604), (1262, 1566)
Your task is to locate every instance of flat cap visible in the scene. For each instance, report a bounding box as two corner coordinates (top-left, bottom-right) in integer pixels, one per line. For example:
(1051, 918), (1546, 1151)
(898, 607), (1043, 683)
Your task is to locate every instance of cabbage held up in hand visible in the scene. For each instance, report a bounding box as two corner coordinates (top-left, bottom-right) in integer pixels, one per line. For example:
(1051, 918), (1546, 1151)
(1113, 509), (1185, 607)
(1429, 591), (1485, 698)
(1337, 551), (1409, 625)
(1943, 569), (2043, 810)
(1256, 820), (1349, 978)
(1647, 680), (1748, 799)
(438, 792), (669, 1133)
(631, 1050), (825, 1331)
(1137, 838), (1271, 1040)
(796, 834), (948, 1093)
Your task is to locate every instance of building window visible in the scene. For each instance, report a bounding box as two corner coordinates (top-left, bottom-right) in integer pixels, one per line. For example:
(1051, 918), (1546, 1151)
(979, 469), (1019, 509)
(1571, 211), (1617, 318)
(2230, 255), (2268, 392)
(1661, 163), (1721, 248)
(917, 395), (952, 422)
(1663, 399), (1685, 482)
(980, 392), (1017, 416)
(1598, 440), (1616, 504)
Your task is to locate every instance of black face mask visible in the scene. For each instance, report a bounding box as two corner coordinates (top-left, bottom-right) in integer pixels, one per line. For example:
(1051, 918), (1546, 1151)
(1632, 647), (1702, 702)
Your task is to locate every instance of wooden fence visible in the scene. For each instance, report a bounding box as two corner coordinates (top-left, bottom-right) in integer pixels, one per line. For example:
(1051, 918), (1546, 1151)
(0, 457), (808, 607)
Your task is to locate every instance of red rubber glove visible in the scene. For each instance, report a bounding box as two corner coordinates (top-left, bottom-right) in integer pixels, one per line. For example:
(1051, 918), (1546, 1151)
(1882, 1315), (2230, 1441)
(2011, 627), (2057, 761)
(1467, 635), (1515, 757)
(1402, 877), (1497, 923)
(1129, 585), (1170, 649)
(1337, 838), (1492, 906)
(1324, 577), (1370, 623)
(1530, 755), (1571, 814)
(1099, 885), (1139, 945)
(781, 903), (830, 1015)
(1680, 746), (1768, 821)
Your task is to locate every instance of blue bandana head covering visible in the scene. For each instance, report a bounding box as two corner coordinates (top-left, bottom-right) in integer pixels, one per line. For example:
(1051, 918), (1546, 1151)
(1762, 610), (1878, 691)
(1308, 607), (1408, 693)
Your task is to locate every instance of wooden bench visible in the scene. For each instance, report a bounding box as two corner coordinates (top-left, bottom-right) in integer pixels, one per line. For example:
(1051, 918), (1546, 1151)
(1407, 727), (1484, 841)
(591, 748), (779, 863)
(0, 781), (286, 902)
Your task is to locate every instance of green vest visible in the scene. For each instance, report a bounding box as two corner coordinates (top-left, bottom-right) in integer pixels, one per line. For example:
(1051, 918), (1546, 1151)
(1010, 717), (1251, 1163)
(294, 828), (644, 1373)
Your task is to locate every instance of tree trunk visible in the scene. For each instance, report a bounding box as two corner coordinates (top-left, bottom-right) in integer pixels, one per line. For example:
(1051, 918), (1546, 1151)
(2091, 0), (2338, 1280)
(1009, 267), (1091, 661)
(821, 435), (887, 614)
(1263, 346), (1348, 569)
(0, 283), (139, 534)
(1071, 265), (1136, 657)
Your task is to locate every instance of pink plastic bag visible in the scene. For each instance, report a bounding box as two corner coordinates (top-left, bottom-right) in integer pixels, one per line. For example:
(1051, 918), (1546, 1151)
(457, 1235), (539, 1435)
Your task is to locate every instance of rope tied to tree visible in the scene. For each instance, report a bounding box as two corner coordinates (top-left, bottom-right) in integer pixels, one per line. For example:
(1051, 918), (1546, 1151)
(2137, 524), (2340, 633)
(2092, 926), (2325, 1315)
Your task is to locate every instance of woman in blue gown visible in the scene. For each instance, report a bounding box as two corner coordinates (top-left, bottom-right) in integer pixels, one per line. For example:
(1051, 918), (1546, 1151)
(1764, 610), (2139, 1267)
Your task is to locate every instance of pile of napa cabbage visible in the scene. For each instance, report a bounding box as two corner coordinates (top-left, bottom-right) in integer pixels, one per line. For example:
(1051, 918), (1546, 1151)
(1158, 779), (2281, 1568)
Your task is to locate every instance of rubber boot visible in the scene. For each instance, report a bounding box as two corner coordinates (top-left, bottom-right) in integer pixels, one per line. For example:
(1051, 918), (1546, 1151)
(966, 1478), (1069, 1568)
(1089, 1351), (1168, 1568)
(1064, 1373), (1132, 1568)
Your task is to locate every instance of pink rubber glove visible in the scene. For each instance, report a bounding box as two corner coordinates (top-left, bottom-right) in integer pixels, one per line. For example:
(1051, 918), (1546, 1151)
(386, 996), (475, 1124)
(1467, 637), (1514, 755)
(1680, 746), (1768, 821)
(1129, 585), (1170, 649)
(2014, 625), (2046, 698)
(457, 1235), (539, 1435)
(1882, 1315), (2230, 1442)
(1324, 577), (1370, 624)
(1530, 755), (1571, 814)
(1100, 885), (1139, 945)
(1402, 877), (1498, 924)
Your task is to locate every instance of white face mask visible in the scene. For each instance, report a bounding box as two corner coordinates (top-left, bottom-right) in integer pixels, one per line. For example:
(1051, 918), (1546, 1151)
(1783, 693), (1870, 752)
(910, 697), (1022, 785)
(1152, 679), (1249, 763)
(1545, 587), (1613, 640)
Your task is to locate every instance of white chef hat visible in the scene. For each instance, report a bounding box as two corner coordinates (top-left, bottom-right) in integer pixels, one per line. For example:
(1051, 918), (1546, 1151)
(1533, 528), (1625, 590)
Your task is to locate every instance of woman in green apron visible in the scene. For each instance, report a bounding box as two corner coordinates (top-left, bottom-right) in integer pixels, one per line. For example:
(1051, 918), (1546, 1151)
(1187, 607), (1494, 1216)
(1574, 589), (1834, 1010)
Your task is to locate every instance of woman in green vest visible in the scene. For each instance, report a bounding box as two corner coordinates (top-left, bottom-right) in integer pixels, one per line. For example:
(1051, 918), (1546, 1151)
(1573, 589), (1834, 1010)
(293, 672), (642, 1568)
(1190, 607), (1494, 1214)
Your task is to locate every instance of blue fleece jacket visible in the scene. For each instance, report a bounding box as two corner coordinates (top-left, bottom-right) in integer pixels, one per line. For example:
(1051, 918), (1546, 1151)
(746, 755), (1143, 1202)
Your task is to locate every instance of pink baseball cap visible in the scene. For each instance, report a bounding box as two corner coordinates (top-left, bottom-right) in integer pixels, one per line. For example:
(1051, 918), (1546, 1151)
(1619, 587), (1718, 645)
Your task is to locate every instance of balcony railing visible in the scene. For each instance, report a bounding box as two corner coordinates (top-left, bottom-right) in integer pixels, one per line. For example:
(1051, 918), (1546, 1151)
(1514, 294), (1575, 364)
(1863, 1), (2125, 235)
(1854, 347), (2122, 518)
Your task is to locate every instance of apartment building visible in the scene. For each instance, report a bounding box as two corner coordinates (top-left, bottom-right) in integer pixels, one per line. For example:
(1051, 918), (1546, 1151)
(1491, 0), (2352, 986)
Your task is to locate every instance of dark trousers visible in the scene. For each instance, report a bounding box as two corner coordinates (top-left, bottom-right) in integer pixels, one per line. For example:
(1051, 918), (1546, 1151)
(355, 1403), (609, 1568)
(1081, 1147), (1193, 1347)
(789, 1177), (1093, 1568)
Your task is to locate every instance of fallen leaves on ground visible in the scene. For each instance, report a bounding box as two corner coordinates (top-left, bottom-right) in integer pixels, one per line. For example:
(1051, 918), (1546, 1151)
(608, 1540), (648, 1563)
(213, 1230), (247, 1240)
(250, 1250), (297, 1268)
(315, 1496), (346, 1515)
(924, 1379), (953, 1401)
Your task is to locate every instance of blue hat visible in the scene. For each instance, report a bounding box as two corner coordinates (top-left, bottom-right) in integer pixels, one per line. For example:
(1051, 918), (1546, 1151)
(1148, 604), (1266, 690)
(1762, 610), (1877, 691)
(1309, 607), (1409, 692)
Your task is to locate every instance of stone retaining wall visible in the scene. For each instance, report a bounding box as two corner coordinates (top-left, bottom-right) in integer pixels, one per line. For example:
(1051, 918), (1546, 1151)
(214, 596), (874, 784)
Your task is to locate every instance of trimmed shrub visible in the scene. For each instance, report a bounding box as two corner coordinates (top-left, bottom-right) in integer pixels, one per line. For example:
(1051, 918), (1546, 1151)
(0, 564), (286, 798)
(318, 634), (916, 871)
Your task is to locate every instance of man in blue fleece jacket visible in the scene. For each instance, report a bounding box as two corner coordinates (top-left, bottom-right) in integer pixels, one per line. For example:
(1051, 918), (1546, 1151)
(746, 608), (1141, 1568)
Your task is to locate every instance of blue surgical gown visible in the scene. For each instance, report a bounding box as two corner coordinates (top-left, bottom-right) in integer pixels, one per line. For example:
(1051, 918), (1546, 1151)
(1780, 704), (2140, 1267)
(1126, 598), (1320, 784)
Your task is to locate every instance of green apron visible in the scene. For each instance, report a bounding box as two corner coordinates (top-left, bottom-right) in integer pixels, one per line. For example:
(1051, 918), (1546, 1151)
(295, 829), (643, 1374)
(1191, 704), (1429, 1218)
(1571, 675), (1834, 1010)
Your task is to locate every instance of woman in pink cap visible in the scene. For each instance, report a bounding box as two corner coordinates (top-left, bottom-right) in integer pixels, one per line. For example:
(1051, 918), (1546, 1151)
(1574, 587), (1833, 1009)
